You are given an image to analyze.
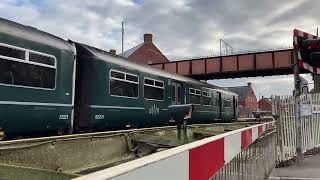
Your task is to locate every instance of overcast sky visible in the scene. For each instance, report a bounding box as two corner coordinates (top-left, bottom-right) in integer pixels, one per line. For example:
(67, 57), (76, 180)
(0, 0), (318, 98)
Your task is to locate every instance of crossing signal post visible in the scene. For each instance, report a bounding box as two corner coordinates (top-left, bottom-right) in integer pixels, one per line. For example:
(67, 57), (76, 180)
(293, 29), (320, 166)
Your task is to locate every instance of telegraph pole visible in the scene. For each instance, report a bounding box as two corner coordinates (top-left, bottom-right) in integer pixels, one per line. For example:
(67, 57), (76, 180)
(293, 49), (302, 166)
(121, 21), (124, 54)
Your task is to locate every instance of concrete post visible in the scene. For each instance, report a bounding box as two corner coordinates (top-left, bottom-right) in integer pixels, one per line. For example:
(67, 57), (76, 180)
(293, 50), (302, 166)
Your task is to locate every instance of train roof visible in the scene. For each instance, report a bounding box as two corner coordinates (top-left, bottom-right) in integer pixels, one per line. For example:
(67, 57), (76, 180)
(0, 17), (73, 51)
(76, 43), (237, 96)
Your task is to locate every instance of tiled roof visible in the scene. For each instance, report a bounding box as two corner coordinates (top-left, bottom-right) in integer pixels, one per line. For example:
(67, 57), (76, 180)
(226, 86), (249, 101)
(119, 43), (144, 58)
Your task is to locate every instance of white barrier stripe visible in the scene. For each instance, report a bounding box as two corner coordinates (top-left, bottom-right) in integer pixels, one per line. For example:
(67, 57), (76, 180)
(252, 126), (258, 142)
(73, 121), (274, 180)
(224, 132), (241, 164)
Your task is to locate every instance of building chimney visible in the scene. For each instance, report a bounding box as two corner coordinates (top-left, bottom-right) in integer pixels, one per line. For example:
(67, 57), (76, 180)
(109, 49), (116, 55)
(247, 82), (252, 87)
(144, 33), (153, 43)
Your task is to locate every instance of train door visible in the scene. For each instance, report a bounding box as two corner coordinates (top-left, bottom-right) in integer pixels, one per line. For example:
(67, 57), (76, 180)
(233, 96), (237, 120)
(171, 82), (182, 105)
(218, 92), (222, 119)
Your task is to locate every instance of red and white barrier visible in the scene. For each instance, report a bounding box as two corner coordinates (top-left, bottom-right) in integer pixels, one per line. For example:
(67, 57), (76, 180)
(293, 29), (320, 74)
(74, 122), (275, 180)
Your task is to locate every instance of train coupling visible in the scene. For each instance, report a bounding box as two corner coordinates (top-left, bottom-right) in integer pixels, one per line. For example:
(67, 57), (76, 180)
(0, 130), (4, 140)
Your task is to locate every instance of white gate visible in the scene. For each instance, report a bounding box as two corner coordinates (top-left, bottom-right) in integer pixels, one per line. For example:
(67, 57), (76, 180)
(273, 93), (320, 163)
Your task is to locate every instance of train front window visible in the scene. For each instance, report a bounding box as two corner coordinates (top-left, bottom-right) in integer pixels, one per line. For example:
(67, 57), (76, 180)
(144, 78), (164, 101)
(109, 70), (139, 98)
(189, 88), (201, 105)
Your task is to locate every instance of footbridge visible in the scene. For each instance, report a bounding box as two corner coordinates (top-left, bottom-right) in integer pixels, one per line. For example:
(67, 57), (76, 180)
(151, 48), (310, 80)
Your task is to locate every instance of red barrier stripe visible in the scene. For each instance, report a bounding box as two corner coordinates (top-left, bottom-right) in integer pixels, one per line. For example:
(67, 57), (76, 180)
(293, 29), (299, 37)
(241, 129), (252, 149)
(258, 125), (263, 136)
(304, 32), (309, 39)
(189, 138), (224, 180)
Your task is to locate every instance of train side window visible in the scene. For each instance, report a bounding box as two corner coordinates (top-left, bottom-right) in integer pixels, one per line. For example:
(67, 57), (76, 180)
(29, 52), (55, 66)
(171, 86), (176, 102)
(177, 86), (181, 102)
(0, 58), (55, 89)
(144, 78), (164, 101)
(224, 99), (232, 107)
(0, 44), (25, 60)
(110, 70), (139, 98)
(203, 91), (211, 106)
(189, 88), (201, 105)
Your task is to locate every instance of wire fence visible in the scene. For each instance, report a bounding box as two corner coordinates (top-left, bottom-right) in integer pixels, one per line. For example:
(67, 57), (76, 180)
(211, 131), (277, 180)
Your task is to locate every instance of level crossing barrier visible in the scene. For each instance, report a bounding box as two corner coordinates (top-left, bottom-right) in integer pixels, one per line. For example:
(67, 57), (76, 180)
(273, 93), (320, 163)
(74, 121), (275, 180)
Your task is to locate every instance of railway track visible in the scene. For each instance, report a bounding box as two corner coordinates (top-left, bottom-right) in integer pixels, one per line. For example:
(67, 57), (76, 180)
(0, 118), (273, 179)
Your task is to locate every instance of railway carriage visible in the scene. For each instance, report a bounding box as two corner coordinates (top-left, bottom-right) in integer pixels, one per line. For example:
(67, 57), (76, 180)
(0, 17), (238, 139)
(0, 18), (75, 137)
(73, 43), (238, 132)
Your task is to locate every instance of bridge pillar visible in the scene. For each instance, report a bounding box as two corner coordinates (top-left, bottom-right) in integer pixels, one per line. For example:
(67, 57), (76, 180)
(313, 75), (320, 93)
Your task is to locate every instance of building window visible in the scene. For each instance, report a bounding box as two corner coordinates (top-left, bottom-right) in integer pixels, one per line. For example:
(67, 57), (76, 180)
(190, 88), (201, 105)
(0, 43), (56, 89)
(144, 78), (164, 101)
(203, 91), (212, 106)
(110, 70), (139, 98)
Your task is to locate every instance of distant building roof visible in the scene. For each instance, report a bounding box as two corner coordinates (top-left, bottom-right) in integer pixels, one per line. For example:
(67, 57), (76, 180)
(119, 33), (169, 64)
(120, 43), (144, 58)
(226, 86), (249, 100)
(225, 82), (256, 101)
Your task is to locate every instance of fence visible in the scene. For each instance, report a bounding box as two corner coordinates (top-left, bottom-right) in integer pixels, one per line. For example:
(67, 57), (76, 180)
(273, 93), (320, 163)
(212, 131), (277, 180)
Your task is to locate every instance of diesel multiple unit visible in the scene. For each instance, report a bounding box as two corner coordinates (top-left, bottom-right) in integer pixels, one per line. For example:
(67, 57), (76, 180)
(0, 18), (238, 138)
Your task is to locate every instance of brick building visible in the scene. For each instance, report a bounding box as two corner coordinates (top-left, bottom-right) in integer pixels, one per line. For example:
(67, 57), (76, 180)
(120, 33), (169, 64)
(227, 82), (258, 117)
(258, 96), (272, 112)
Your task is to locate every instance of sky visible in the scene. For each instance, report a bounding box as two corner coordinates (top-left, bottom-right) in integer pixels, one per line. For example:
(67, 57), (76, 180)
(0, 0), (319, 98)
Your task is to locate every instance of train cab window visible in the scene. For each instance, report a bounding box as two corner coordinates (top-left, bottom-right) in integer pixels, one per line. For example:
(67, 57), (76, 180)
(144, 78), (164, 101)
(0, 44), (25, 60)
(203, 91), (212, 106)
(189, 88), (201, 105)
(110, 70), (139, 98)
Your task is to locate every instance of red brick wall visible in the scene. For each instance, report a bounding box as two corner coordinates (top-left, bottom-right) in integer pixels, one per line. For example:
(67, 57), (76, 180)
(240, 84), (258, 117)
(258, 99), (272, 112)
(129, 43), (168, 64)
(244, 86), (258, 111)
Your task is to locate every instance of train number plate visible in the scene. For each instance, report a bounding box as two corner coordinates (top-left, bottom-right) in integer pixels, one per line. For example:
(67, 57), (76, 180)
(59, 115), (69, 120)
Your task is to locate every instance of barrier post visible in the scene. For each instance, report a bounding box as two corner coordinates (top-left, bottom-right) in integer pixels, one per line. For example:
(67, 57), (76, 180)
(293, 49), (302, 166)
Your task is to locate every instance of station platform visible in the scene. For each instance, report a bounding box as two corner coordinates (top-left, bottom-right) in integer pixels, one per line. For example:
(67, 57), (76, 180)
(268, 154), (320, 180)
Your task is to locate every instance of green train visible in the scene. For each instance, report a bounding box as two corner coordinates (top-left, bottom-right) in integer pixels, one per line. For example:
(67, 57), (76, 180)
(0, 18), (238, 139)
